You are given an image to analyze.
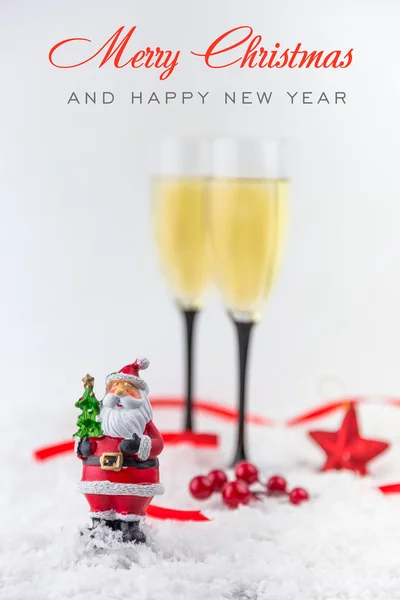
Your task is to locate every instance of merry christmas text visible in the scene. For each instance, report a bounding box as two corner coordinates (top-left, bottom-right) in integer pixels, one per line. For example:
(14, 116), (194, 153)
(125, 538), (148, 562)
(50, 25), (354, 81)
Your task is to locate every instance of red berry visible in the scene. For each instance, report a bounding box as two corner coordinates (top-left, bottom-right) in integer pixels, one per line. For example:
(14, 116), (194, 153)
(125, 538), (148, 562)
(222, 480), (251, 509)
(234, 461), (259, 484)
(189, 475), (213, 500)
(207, 469), (228, 492)
(266, 475), (287, 494)
(289, 487), (309, 505)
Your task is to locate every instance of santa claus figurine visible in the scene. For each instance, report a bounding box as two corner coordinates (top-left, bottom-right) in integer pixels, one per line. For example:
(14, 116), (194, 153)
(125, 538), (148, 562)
(76, 358), (164, 543)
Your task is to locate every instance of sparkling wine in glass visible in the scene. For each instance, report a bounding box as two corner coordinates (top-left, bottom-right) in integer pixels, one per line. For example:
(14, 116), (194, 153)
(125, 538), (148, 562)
(208, 138), (289, 465)
(152, 138), (210, 432)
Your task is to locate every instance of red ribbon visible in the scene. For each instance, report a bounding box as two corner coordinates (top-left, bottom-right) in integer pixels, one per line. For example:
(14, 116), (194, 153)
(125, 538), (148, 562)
(151, 397), (275, 426)
(378, 483), (400, 495)
(383, 398), (400, 408)
(34, 440), (75, 461)
(161, 431), (218, 446)
(145, 504), (210, 521)
(286, 398), (363, 426)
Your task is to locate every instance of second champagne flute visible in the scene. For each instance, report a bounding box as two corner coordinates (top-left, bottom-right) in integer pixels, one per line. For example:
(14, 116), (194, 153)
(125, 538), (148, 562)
(152, 138), (216, 441)
(208, 138), (289, 465)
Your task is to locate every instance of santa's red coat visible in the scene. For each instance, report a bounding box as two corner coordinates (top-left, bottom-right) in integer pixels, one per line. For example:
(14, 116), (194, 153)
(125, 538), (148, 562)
(77, 421), (164, 521)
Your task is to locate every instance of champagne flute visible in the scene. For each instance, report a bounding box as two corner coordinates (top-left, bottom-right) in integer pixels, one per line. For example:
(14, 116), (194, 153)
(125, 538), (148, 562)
(207, 138), (289, 465)
(151, 137), (210, 433)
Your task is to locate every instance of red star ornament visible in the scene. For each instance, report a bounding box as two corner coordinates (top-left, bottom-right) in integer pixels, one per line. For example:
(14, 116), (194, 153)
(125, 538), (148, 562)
(308, 403), (390, 475)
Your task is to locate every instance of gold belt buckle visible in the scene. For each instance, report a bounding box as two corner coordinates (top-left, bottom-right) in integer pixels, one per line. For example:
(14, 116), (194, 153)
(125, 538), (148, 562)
(100, 452), (123, 472)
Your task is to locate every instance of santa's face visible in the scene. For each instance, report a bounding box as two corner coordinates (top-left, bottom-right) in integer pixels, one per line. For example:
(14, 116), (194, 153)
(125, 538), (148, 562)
(100, 379), (152, 438)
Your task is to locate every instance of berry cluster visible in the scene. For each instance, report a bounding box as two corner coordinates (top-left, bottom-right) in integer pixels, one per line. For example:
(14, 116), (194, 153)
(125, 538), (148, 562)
(189, 461), (309, 509)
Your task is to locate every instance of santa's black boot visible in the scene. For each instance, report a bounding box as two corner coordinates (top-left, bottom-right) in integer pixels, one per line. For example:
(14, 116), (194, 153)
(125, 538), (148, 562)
(120, 521), (147, 544)
(109, 520), (121, 532)
(92, 518), (115, 529)
(80, 518), (114, 537)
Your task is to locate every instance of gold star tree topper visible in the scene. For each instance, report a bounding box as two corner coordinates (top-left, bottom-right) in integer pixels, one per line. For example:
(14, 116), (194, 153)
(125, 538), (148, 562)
(82, 374), (95, 389)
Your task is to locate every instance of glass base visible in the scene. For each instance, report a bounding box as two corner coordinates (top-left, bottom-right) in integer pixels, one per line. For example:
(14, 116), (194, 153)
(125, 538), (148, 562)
(230, 444), (247, 467)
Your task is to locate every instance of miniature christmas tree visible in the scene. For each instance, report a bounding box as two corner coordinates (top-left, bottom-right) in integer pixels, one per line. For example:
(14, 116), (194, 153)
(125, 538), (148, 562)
(74, 374), (103, 439)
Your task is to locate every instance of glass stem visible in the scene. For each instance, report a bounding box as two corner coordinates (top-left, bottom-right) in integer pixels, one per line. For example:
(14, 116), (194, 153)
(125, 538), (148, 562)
(231, 319), (255, 466)
(182, 308), (199, 432)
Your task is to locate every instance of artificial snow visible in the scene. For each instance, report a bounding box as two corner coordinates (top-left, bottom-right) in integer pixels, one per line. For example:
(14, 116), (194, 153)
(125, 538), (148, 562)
(2, 403), (400, 600)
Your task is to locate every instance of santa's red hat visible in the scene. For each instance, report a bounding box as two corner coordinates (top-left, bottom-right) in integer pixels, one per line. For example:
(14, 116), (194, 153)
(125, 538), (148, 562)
(105, 358), (150, 393)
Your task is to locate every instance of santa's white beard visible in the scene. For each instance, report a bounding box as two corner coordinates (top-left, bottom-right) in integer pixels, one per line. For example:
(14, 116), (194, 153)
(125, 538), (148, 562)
(100, 393), (153, 439)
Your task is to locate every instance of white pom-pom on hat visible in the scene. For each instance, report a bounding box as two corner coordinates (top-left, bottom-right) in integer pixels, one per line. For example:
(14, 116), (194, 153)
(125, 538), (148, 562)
(135, 357), (150, 371)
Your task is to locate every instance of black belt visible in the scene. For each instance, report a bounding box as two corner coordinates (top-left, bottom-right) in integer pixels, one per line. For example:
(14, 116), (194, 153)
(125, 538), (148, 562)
(83, 455), (158, 470)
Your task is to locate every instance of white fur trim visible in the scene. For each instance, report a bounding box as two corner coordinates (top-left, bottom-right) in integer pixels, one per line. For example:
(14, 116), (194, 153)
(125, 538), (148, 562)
(137, 435), (151, 461)
(115, 513), (145, 522)
(136, 357), (149, 370)
(89, 510), (115, 521)
(89, 510), (144, 523)
(105, 372), (149, 393)
(77, 481), (164, 496)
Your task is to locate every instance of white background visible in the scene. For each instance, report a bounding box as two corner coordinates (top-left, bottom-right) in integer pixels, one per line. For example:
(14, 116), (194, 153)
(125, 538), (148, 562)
(1, 0), (399, 436)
